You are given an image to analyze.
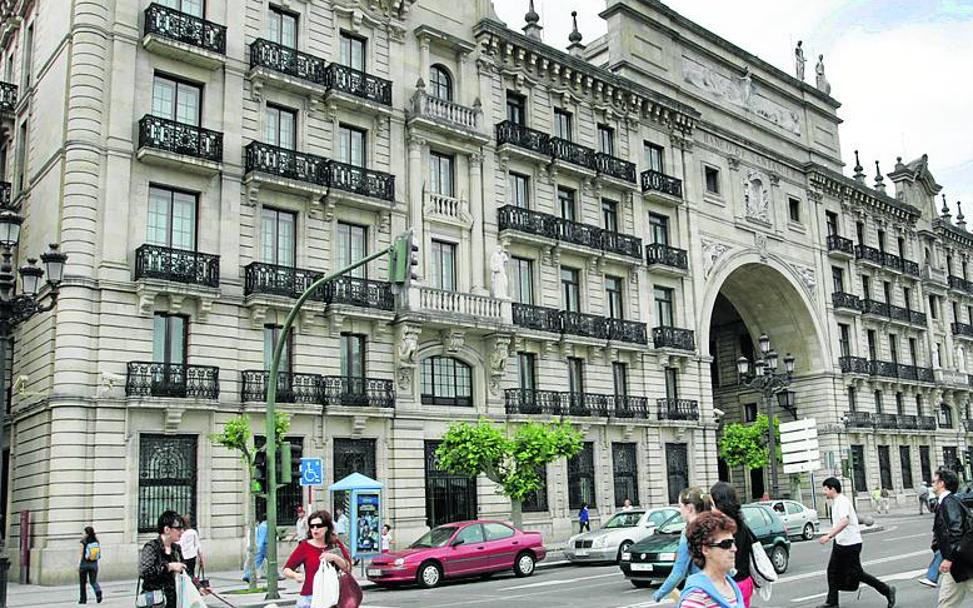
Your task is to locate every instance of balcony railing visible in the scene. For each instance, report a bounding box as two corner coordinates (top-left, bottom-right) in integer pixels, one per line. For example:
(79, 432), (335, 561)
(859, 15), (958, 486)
(594, 152), (637, 183)
(138, 115), (223, 163)
(495, 120), (551, 156)
(832, 291), (861, 311)
(899, 414), (918, 430)
(910, 310), (927, 326)
(917, 367), (935, 382)
(244, 262), (324, 300)
(144, 3), (226, 55)
(497, 205), (642, 259)
(510, 304), (646, 344)
(888, 304), (911, 323)
(854, 244), (883, 265)
(324, 63), (392, 106)
(503, 389), (650, 419)
(949, 275), (973, 294)
(657, 398), (699, 421)
(868, 359), (898, 378)
(839, 356), (869, 374)
(882, 252), (903, 273)
(826, 234), (854, 255)
(918, 415), (938, 430)
(653, 326), (696, 351)
(903, 259), (920, 277)
(134, 244), (220, 287)
(244, 141), (329, 186)
(953, 322), (973, 338)
(873, 413), (899, 429)
(845, 411), (874, 429)
(417, 287), (505, 319)
(0, 181), (11, 209)
(512, 303), (562, 333)
(0, 81), (16, 113)
(126, 362), (220, 399)
(861, 299), (889, 317)
(646, 243), (689, 271)
(600, 229), (643, 259)
(320, 376), (395, 408)
(410, 89), (479, 131)
(641, 169), (683, 198)
(322, 275), (394, 310)
(550, 137), (596, 171)
(325, 160), (395, 202)
(607, 318), (649, 344)
(249, 38), (327, 85)
(896, 363), (918, 381)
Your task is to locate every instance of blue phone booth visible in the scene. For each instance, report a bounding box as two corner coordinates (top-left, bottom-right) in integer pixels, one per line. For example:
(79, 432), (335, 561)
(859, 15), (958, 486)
(330, 473), (383, 559)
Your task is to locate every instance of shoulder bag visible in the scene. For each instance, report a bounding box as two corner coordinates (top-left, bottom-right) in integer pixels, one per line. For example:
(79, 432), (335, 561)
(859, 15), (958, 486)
(135, 577), (166, 608)
(335, 540), (363, 608)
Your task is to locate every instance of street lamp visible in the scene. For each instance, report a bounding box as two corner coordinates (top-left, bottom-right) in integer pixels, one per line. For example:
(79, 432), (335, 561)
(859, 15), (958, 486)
(737, 332), (797, 498)
(0, 205), (67, 606)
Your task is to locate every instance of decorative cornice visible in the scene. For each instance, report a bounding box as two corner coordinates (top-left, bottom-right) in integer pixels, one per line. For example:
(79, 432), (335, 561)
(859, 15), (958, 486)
(806, 163), (921, 223)
(934, 219), (973, 251)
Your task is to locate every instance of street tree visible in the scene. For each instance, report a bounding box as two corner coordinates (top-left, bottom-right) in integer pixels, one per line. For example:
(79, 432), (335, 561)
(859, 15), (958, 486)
(718, 413), (781, 472)
(435, 418), (583, 529)
(210, 411), (290, 590)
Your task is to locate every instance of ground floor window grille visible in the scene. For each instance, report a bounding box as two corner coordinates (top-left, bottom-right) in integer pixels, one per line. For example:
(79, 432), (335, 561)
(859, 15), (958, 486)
(425, 441), (477, 527)
(612, 443), (639, 507)
(138, 434), (197, 533)
(568, 442), (596, 510)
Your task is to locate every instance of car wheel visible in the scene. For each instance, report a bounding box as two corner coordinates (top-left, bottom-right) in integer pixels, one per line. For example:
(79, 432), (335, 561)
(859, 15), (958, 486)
(770, 544), (789, 574)
(417, 562), (442, 589)
(617, 541), (634, 563)
(802, 523), (815, 541)
(630, 580), (652, 589)
(514, 551), (536, 577)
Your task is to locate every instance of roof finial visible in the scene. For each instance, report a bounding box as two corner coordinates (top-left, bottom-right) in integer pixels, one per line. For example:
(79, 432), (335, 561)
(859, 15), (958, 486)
(853, 150), (864, 182)
(873, 160), (885, 193)
(523, 0), (543, 41)
(895, 156), (905, 171)
(567, 10), (586, 57)
(958, 201), (967, 230)
(942, 194), (952, 220)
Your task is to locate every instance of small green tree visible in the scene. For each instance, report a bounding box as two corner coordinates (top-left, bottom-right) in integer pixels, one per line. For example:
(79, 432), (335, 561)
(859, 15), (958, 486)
(435, 418), (583, 529)
(718, 413), (781, 471)
(210, 412), (290, 591)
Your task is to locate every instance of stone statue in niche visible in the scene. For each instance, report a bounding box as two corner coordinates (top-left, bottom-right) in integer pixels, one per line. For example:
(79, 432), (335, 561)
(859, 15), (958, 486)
(743, 170), (771, 223)
(397, 325), (420, 365)
(933, 342), (942, 369)
(815, 54), (831, 95)
(488, 337), (511, 396)
(490, 245), (510, 300)
(957, 344), (967, 373)
(795, 41), (806, 80)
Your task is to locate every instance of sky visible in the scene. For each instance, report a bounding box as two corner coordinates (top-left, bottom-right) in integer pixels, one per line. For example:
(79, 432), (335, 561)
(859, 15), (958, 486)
(491, 0), (973, 215)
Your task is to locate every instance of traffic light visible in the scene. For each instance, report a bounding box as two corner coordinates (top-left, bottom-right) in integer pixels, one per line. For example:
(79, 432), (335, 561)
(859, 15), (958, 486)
(389, 230), (419, 285)
(279, 441), (292, 484)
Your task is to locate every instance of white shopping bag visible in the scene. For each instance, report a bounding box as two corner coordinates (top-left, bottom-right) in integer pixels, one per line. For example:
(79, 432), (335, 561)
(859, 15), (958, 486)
(175, 572), (207, 608)
(311, 562), (340, 608)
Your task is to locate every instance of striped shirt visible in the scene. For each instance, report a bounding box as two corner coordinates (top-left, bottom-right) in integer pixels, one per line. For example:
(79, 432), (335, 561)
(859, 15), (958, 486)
(678, 588), (739, 608)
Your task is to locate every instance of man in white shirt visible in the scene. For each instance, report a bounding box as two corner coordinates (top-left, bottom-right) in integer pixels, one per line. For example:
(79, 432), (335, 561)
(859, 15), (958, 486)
(178, 514), (202, 578)
(816, 477), (896, 608)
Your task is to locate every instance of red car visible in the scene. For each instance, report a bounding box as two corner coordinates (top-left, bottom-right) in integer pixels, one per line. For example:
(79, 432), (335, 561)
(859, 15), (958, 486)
(367, 520), (546, 588)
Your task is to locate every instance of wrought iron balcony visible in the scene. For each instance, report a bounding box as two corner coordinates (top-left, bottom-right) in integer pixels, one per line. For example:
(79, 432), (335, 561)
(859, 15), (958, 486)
(559, 218), (604, 250)
(410, 89), (480, 132)
(903, 259), (920, 277)
(324, 63), (392, 106)
(495, 120), (551, 156)
(917, 367), (935, 383)
(249, 38), (327, 85)
(826, 234), (854, 256)
(126, 362), (220, 399)
(839, 356), (869, 374)
(0, 81), (17, 112)
(910, 310), (927, 326)
(244, 261), (325, 300)
(511, 304), (646, 344)
(882, 252), (903, 273)
(326, 160), (395, 202)
(896, 363), (918, 381)
(498, 205), (558, 240)
(512, 303), (562, 333)
(241, 370), (321, 404)
(873, 412), (899, 429)
(832, 291), (861, 311)
(503, 388), (649, 419)
(244, 141), (329, 187)
(653, 326), (696, 351)
(948, 275), (973, 293)
(600, 229), (643, 259)
(612, 395), (652, 419)
(606, 317), (649, 345)
(134, 244), (220, 287)
(559, 311), (609, 340)
(594, 152), (637, 183)
(550, 137), (596, 171)
(898, 414), (918, 430)
(143, 3), (226, 55)
(646, 243), (688, 271)
(497, 205), (641, 259)
(868, 359), (898, 378)
(657, 398), (699, 421)
(953, 322), (973, 339)
(918, 415), (938, 430)
(888, 304), (911, 323)
(845, 411), (873, 429)
(861, 298), (889, 317)
(322, 275), (394, 311)
(0, 181), (11, 209)
(641, 169), (683, 199)
(138, 115), (223, 163)
(854, 244), (883, 265)
(320, 376), (395, 408)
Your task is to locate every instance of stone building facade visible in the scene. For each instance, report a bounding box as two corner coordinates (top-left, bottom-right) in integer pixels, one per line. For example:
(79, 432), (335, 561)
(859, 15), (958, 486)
(0, 0), (968, 583)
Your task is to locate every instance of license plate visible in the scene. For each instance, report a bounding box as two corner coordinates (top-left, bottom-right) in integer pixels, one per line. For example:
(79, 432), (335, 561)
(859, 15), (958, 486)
(575, 550), (588, 556)
(631, 563), (654, 572)
(367, 569), (382, 577)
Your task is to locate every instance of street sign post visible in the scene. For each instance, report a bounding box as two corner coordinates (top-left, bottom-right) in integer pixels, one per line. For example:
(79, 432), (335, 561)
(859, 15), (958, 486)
(780, 418), (820, 510)
(299, 457), (324, 487)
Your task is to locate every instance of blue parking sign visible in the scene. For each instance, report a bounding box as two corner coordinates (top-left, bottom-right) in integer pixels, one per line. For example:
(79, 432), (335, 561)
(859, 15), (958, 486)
(299, 457), (323, 487)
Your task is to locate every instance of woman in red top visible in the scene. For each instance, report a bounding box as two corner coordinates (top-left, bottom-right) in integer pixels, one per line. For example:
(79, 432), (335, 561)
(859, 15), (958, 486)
(283, 510), (350, 608)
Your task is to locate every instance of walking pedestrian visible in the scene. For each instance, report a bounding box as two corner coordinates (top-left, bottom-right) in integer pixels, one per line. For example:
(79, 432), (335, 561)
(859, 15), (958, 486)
(178, 514), (202, 579)
(295, 505), (308, 542)
(918, 550), (943, 588)
(880, 488), (891, 514)
(653, 487), (711, 603)
(931, 467), (973, 605)
(282, 510), (350, 608)
(138, 511), (186, 608)
(78, 526), (102, 604)
(380, 524), (392, 553)
(709, 482), (755, 607)
(334, 507), (350, 546)
(816, 477), (896, 608)
(676, 511), (744, 607)
(243, 517), (267, 583)
(918, 481), (932, 515)
(578, 503), (591, 533)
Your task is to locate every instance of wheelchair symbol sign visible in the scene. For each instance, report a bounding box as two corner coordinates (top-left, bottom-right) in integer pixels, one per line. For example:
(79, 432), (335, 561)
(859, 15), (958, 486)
(299, 457), (324, 487)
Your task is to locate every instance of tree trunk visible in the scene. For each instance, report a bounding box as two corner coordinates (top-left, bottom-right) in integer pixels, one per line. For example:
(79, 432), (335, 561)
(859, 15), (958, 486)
(244, 462), (257, 591)
(510, 498), (523, 530)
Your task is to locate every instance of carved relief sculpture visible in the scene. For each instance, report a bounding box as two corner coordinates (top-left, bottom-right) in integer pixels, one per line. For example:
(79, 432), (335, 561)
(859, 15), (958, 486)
(743, 169), (771, 223)
(490, 244), (510, 300)
(701, 240), (730, 278)
(488, 336), (512, 396)
(792, 264), (817, 300)
(396, 323), (421, 390)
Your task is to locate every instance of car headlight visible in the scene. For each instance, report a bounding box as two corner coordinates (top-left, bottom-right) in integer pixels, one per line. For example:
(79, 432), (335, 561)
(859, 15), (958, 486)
(393, 558), (405, 566)
(621, 552), (631, 561)
(657, 552), (677, 561)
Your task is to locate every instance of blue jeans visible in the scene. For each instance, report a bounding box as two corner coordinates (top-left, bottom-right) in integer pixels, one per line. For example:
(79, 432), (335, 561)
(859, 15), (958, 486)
(244, 545), (267, 580)
(927, 550), (943, 583)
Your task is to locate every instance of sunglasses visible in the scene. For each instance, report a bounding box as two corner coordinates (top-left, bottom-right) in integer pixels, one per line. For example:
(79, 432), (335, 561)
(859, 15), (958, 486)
(707, 538), (736, 550)
(169, 525), (184, 531)
(309, 522), (326, 530)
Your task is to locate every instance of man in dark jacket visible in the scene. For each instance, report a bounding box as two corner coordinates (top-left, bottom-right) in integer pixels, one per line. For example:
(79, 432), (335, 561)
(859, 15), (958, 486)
(932, 468), (973, 605)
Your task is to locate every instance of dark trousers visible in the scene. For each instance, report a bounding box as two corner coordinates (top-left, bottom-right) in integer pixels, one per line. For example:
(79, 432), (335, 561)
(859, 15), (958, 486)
(826, 542), (890, 605)
(579, 521), (590, 533)
(79, 564), (102, 603)
(184, 557), (197, 578)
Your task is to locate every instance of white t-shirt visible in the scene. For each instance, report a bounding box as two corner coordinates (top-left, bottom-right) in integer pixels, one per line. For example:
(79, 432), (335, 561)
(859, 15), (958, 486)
(179, 528), (201, 559)
(381, 532), (391, 551)
(830, 493), (862, 546)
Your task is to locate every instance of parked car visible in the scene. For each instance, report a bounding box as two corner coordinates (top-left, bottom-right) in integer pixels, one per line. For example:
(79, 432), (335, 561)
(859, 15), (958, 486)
(366, 520), (546, 589)
(564, 507), (679, 564)
(751, 499), (820, 540)
(619, 504), (791, 588)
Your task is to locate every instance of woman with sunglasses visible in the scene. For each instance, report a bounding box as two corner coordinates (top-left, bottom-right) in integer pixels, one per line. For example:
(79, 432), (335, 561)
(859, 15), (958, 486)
(709, 482), (756, 607)
(283, 510), (350, 608)
(653, 487), (712, 603)
(138, 511), (187, 608)
(678, 511), (744, 608)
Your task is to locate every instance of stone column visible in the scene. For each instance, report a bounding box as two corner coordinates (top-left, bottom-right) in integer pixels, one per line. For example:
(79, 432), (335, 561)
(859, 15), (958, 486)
(407, 134), (425, 279)
(470, 151), (485, 293)
(419, 35), (430, 83)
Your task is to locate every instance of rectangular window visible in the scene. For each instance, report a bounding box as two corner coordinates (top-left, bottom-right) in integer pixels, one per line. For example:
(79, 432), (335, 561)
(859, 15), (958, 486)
(340, 333), (365, 379)
(744, 403), (757, 422)
(567, 357), (584, 395)
(554, 109), (572, 141)
(517, 352), (536, 391)
(883, 281), (892, 304)
(522, 465), (548, 513)
(430, 240), (457, 291)
(267, 6), (298, 47)
(704, 166), (720, 194)
(838, 323), (851, 358)
(605, 275), (623, 319)
(508, 172), (530, 208)
(338, 124), (366, 167)
(866, 330), (877, 360)
(612, 362), (627, 397)
(263, 324), (292, 372)
(15, 122), (26, 192)
(254, 436), (303, 524)
(649, 213), (670, 245)
(929, 295), (938, 319)
(602, 199), (619, 233)
(954, 302), (961, 323)
(612, 443), (639, 508)
(645, 143), (664, 173)
(965, 260), (970, 280)
(936, 342), (944, 367)
(788, 197), (801, 222)
(851, 445), (866, 494)
(561, 267), (580, 312)
(895, 392), (905, 415)
(152, 74), (201, 126)
(877, 230), (886, 253)
(947, 256), (954, 275)
(339, 32), (366, 71)
(654, 287), (674, 327)
(335, 222), (367, 278)
(567, 442), (595, 509)
(889, 334), (898, 364)
(506, 92), (526, 124)
(21, 23), (33, 89)
(862, 275), (871, 300)
(903, 287), (912, 310)
(260, 207), (296, 266)
(874, 390), (883, 413)
(557, 187), (576, 222)
(597, 124), (614, 155)
(153, 313), (187, 365)
(856, 221), (865, 245)
(166, 0), (203, 17)
(138, 434), (197, 532)
(832, 267), (844, 293)
(333, 438), (377, 512)
(665, 443), (689, 504)
(429, 151), (454, 197)
(848, 387), (857, 412)
(920, 446), (932, 484)
(265, 104), (297, 150)
(968, 306), (973, 324)
(425, 441), (477, 527)
(916, 394), (924, 417)
(664, 367), (678, 400)
(825, 211), (839, 236)
(898, 237), (906, 260)
(510, 257), (534, 305)
(878, 445), (892, 490)
(909, 337), (918, 366)
(147, 186), (197, 250)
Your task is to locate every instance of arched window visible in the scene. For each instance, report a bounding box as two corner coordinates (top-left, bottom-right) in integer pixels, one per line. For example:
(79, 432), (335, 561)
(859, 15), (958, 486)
(429, 65), (453, 101)
(421, 356), (472, 406)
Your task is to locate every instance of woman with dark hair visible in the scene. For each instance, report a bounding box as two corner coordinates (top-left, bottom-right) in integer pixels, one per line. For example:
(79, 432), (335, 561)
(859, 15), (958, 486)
(653, 487), (712, 603)
(283, 509), (350, 608)
(139, 510), (187, 608)
(709, 482), (755, 607)
(678, 511), (744, 607)
(79, 526), (102, 604)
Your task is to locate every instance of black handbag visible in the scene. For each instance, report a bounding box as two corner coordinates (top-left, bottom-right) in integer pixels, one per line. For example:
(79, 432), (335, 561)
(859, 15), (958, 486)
(135, 578), (166, 608)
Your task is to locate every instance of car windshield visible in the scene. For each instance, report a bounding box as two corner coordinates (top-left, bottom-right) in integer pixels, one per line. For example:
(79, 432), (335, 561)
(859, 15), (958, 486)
(410, 525), (458, 548)
(657, 512), (686, 534)
(602, 512), (645, 529)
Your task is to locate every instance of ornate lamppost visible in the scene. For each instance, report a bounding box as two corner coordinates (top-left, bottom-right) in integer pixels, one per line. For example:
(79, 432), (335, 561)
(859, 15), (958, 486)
(0, 207), (67, 605)
(736, 332), (796, 498)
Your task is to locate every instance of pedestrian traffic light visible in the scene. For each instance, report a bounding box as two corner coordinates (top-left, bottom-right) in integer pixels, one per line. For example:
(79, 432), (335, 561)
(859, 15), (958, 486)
(389, 230), (419, 285)
(279, 441), (292, 485)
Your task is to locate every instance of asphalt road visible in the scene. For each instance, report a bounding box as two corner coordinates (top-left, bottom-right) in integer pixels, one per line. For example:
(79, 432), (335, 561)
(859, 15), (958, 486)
(361, 513), (939, 608)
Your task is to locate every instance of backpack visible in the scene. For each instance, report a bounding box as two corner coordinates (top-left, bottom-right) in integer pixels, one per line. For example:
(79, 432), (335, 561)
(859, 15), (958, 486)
(84, 541), (101, 562)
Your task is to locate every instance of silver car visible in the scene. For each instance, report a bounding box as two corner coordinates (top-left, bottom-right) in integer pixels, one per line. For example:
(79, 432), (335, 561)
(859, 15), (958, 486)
(754, 499), (820, 540)
(564, 507), (679, 563)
